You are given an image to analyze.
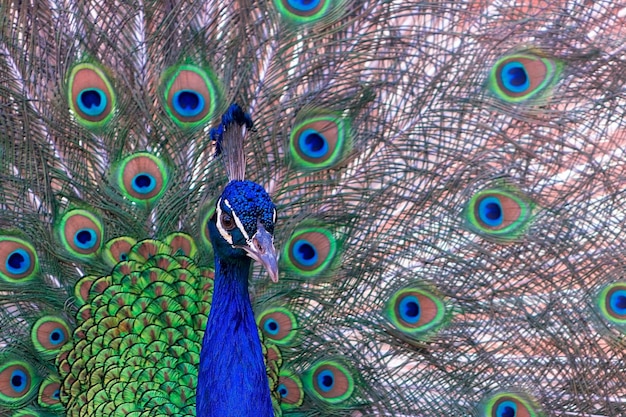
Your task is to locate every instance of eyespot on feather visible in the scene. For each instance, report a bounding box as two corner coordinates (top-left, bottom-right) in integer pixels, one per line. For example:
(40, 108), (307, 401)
(165, 233), (198, 258)
(465, 189), (533, 242)
(162, 64), (222, 128)
(303, 360), (354, 404)
(38, 377), (62, 408)
(277, 371), (304, 409)
(103, 236), (137, 267)
(114, 153), (169, 204)
(56, 209), (103, 259)
(289, 114), (351, 171)
(67, 62), (116, 126)
(274, 0), (344, 24)
(0, 236), (39, 283)
(257, 307), (298, 345)
(489, 52), (561, 103)
(74, 275), (98, 306)
(481, 392), (542, 417)
(0, 360), (37, 404)
(385, 287), (448, 340)
(597, 282), (626, 328)
(283, 227), (337, 277)
(31, 316), (71, 358)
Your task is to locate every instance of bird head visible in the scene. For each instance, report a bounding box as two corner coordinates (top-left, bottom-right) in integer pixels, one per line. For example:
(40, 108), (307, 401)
(209, 179), (278, 282)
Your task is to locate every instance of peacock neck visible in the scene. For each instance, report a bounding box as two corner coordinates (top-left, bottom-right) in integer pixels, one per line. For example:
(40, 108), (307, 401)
(196, 256), (274, 417)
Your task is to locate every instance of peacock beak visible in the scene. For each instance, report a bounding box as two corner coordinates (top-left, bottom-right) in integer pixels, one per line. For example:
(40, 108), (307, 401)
(240, 223), (279, 283)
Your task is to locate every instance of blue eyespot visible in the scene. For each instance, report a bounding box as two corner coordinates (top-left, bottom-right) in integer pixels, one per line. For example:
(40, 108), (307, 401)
(292, 239), (318, 266)
(49, 327), (67, 346)
(478, 196), (504, 227)
(77, 88), (107, 116)
(263, 318), (280, 336)
(501, 62), (529, 93)
(6, 249), (31, 275)
(609, 290), (626, 315)
(172, 90), (205, 117)
(74, 229), (98, 250)
(399, 295), (421, 324)
(10, 369), (27, 393)
(287, 0), (321, 12)
(298, 129), (329, 159)
(278, 383), (288, 398)
(317, 369), (335, 392)
(496, 400), (517, 417)
(132, 173), (157, 194)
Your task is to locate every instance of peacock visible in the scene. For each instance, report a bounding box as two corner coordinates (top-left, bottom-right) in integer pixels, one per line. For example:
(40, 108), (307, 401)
(1, 0), (626, 416)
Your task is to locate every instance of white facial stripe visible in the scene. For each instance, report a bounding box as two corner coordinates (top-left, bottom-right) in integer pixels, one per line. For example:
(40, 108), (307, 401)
(272, 208), (277, 223)
(223, 198), (250, 242)
(232, 212), (250, 241)
(215, 198), (233, 244)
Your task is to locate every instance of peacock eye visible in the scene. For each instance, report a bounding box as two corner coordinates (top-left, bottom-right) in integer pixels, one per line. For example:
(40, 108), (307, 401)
(221, 213), (236, 231)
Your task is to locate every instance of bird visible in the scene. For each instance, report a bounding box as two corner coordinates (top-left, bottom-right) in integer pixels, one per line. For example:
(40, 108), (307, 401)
(1, 0), (626, 416)
(198, 105), (280, 417)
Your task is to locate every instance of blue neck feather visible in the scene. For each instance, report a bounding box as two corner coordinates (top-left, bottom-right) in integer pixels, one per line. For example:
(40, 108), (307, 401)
(196, 256), (274, 417)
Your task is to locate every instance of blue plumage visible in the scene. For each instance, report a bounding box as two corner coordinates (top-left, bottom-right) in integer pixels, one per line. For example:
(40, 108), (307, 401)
(218, 181), (276, 239)
(198, 257), (273, 417)
(198, 115), (278, 416)
(211, 104), (255, 158)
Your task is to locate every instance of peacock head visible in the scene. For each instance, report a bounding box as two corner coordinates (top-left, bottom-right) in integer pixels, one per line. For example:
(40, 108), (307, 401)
(209, 179), (278, 282)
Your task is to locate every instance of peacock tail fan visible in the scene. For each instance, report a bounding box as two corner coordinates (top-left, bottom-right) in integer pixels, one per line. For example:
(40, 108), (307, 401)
(1, 0), (626, 416)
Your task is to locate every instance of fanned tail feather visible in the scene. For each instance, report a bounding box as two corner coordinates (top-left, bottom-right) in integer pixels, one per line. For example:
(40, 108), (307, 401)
(1, 1), (626, 416)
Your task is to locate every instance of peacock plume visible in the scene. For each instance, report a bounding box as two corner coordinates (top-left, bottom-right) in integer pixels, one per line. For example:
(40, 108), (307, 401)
(1, 1), (626, 416)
